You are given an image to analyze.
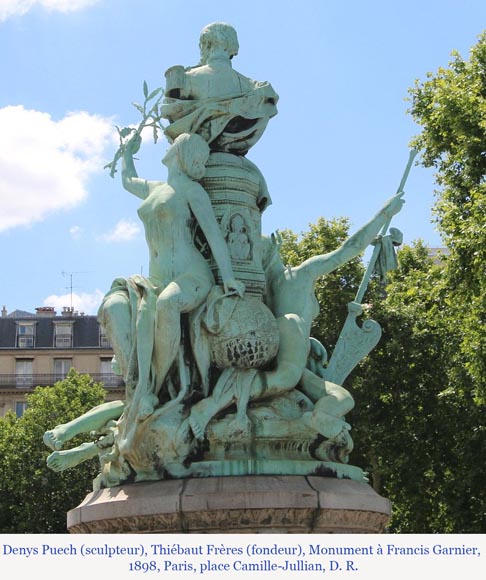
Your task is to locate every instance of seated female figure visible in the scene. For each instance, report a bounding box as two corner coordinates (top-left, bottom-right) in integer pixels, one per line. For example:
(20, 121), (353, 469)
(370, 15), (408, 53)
(99, 132), (244, 426)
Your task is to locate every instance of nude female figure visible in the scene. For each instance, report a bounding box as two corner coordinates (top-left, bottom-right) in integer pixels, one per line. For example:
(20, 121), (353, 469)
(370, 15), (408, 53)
(99, 132), (244, 427)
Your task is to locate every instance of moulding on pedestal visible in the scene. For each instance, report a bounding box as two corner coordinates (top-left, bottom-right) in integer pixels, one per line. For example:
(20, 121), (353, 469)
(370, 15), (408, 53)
(67, 476), (391, 534)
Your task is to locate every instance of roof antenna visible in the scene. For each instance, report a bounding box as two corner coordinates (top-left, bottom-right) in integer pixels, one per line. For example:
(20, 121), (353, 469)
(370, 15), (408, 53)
(61, 271), (89, 310)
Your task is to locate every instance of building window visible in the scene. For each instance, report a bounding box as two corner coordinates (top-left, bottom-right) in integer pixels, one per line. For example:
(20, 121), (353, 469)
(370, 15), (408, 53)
(16, 322), (35, 348)
(100, 357), (119, 386)
(53, 322), (73, 348)
(100, 357), (114, 375)
(15, 359), (33, 388)
(99, 325), (111, 348)
(15, 401), (28, 417)
(54, 358), (72, 381)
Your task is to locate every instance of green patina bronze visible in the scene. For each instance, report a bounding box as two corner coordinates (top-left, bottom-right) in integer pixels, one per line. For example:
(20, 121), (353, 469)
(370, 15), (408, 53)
(44, 22), (412, 489)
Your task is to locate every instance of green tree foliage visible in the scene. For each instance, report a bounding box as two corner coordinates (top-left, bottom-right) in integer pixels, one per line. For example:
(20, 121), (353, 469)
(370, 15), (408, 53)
(0, 370), (105, 533)
(408, 33), (486, 399)
(352, 244), (485, 532)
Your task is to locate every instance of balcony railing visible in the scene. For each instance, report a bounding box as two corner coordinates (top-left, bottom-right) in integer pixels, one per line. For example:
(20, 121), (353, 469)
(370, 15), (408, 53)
(0, 373), (125, 390)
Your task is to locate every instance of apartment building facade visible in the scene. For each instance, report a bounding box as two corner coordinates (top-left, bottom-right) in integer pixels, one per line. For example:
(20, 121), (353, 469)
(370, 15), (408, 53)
(0, 306), (124, 417)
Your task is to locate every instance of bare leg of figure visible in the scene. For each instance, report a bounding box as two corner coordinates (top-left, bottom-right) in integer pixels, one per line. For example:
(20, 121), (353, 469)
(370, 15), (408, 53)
(125, 275), (212, 430)
(120, 281), (200, 455)
(129, 291), (159, 421)
(259, 314), (309, 397)
(189, 368), (239, 440)
(43, 400), (125, 451)
(153, 282), (188, 394)
(300, 369), (354, 439)
(47, 442), (100, 471)
(99, 293), (132, 380)
(126, 283), (183, 424)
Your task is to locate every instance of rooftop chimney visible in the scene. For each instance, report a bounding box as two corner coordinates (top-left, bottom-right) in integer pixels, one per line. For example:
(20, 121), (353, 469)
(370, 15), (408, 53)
(35, 306), (57, 317)
(1, 306), (7, 318)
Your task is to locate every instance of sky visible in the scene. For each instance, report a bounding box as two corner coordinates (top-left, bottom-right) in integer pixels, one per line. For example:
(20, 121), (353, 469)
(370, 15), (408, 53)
(1, 0), (486, 315)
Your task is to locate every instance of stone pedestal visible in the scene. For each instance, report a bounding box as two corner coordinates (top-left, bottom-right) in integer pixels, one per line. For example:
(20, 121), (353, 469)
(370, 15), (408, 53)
(67, 476), (391, 534)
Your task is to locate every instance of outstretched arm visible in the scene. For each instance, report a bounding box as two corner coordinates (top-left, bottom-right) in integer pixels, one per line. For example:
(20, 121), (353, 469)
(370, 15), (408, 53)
(121, 134), (150, 200)
(296, 192), (405, 282)
(186, 183), (245, 296)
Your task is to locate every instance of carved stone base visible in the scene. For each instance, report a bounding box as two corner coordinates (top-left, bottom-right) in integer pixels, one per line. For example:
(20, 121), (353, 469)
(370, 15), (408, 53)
(67, 476), (391, 534)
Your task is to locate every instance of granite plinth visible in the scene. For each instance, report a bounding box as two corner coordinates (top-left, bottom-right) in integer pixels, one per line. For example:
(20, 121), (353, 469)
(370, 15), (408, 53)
(67, 476), (391, 534)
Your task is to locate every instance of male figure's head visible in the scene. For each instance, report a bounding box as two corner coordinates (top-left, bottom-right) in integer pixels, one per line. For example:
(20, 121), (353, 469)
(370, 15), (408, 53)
(199, 22), (239, 64)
